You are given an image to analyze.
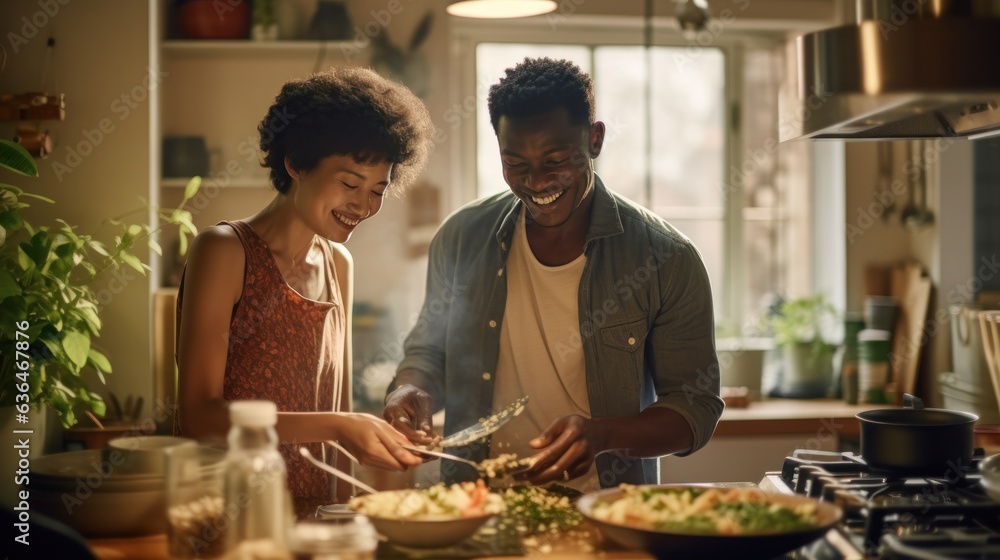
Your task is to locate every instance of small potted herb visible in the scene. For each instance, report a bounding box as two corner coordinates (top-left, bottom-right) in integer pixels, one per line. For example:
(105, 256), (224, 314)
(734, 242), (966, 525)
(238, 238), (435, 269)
(764, 294), (838, 398)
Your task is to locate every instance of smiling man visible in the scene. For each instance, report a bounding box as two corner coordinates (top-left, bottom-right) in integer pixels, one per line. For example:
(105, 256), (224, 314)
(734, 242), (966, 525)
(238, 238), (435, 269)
(384, 58), (724, 491)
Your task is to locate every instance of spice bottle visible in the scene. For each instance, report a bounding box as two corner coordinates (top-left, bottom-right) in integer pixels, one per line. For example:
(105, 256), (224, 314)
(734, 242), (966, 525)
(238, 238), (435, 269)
(224, 400), (292, 558)
(858, 329), (892, 404)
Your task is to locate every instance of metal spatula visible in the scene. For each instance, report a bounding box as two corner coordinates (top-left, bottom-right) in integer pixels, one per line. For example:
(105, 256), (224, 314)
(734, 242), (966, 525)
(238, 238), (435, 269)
(434, 395), (529, 449)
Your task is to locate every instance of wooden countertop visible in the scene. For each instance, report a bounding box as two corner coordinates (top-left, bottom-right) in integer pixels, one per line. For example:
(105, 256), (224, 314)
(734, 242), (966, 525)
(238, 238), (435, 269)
(714, 398), (892, 437)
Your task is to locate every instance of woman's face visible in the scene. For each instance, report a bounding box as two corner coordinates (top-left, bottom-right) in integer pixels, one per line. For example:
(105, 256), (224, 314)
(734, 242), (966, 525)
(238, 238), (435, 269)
(287, 154), (393, 243)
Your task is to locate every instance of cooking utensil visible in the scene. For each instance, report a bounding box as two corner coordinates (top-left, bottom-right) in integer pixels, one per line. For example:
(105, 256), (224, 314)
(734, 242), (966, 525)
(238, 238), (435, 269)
(576, 484), (842, 560)
(401, 444), (480, 469)
(435, 396), (529, 449)
(980, 311), (1000, 422)
(298, 447), (377, 495)
(889, 261), (932, 398)
(856, 393), (978, 476)
(401, 444), (535, 478)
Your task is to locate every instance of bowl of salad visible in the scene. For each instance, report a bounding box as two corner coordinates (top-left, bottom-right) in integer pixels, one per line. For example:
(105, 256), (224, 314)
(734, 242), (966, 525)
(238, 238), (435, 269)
(577, 484), (842, 560)
(348, 480), (505, 548)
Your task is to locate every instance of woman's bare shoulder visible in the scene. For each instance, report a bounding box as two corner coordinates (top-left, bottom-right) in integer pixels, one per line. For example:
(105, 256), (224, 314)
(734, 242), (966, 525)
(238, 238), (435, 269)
(189, 225), (244, 261)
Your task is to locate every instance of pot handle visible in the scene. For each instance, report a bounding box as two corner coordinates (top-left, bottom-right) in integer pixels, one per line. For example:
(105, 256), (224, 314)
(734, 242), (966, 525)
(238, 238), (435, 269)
(903, 393), (924, 410)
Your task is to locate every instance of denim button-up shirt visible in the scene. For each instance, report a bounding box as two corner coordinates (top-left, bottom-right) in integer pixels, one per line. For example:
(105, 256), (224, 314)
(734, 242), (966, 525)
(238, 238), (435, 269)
(398, 176), (724, 487)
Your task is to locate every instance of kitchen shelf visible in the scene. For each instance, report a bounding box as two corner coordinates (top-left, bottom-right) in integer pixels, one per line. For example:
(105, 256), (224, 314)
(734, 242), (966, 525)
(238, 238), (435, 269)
(161, 40), (358, 58)
(161, 177), (270, 189)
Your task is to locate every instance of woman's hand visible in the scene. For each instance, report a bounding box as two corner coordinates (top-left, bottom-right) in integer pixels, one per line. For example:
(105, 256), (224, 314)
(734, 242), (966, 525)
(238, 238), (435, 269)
(331, 413), (425, 471)
(383, 384), (437, 446)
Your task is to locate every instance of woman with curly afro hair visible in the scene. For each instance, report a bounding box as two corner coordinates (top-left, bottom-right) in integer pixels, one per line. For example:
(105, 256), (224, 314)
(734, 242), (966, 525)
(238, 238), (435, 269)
(175, 68), (434, 508)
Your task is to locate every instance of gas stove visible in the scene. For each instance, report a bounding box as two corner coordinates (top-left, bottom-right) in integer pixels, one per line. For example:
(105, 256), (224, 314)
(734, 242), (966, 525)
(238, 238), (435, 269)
(760, 449), (1000, 560)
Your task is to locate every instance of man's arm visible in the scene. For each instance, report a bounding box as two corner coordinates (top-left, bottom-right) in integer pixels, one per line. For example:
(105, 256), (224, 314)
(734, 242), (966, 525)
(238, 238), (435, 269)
(382, 226), (454, 442)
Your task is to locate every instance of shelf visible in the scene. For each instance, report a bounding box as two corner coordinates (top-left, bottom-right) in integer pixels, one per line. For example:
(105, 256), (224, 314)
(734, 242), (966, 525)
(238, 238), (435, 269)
(161, 40), (359, 58)
(161, 177), (270, 189)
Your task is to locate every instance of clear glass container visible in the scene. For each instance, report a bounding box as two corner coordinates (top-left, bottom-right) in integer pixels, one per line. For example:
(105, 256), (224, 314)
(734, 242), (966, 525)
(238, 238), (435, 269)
(225, 400), (292, 555)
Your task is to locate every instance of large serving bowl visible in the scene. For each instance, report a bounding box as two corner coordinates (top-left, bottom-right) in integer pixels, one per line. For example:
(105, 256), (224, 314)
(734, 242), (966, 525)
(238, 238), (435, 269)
(577, 484), (842, 560)
(365, 512), (496, 548)
(30, 449), (167, 538)
(349, 487), (500, 549)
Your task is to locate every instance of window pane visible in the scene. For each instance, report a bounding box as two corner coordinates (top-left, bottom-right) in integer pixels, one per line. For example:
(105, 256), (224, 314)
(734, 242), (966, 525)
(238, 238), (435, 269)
(475, 44), (592, 199)
(593, 46), (647, 204)
(650, 47), (726, 209)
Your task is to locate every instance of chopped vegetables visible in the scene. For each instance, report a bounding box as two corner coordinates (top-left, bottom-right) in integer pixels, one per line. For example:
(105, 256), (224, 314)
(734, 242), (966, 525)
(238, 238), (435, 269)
(500, 485), (583, 535)
(590, 485), (818, 535)
(348, 480), (505, 520)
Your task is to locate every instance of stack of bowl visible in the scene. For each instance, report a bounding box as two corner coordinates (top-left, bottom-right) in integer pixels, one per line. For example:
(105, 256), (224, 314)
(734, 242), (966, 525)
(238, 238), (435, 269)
(30, 436), (194, 538)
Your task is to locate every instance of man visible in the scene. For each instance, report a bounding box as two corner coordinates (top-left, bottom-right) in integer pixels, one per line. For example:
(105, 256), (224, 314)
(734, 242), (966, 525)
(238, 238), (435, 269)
(383, 57), (724, 491)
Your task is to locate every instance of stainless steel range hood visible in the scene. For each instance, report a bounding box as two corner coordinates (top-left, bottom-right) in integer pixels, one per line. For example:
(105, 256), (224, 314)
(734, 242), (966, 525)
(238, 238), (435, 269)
(781, 0), (1000, 141)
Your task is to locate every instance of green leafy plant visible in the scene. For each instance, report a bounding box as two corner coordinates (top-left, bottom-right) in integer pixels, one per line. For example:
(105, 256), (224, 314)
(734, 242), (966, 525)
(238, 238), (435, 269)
(764, 294), (838, 367)
(0, 139), (200, 428)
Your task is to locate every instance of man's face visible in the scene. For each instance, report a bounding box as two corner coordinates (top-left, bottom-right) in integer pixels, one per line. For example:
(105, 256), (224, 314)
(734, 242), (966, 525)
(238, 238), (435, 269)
(496, 108), (604, 228)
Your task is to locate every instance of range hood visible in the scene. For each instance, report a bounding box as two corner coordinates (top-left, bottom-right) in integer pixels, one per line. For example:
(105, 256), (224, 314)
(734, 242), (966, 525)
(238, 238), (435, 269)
(781, 0), (1000, 141)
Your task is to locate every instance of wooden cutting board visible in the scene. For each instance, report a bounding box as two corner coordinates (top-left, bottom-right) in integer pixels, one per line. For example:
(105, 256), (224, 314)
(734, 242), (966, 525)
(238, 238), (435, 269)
(889, 262), (932, 399)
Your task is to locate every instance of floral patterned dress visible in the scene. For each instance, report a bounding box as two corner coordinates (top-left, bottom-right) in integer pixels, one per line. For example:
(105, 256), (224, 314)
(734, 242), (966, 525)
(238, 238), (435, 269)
(176, 220), (344, 501)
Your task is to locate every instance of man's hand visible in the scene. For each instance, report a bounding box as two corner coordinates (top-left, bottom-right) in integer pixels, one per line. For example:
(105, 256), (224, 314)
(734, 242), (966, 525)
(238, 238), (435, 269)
(383, 384), (437, 446)
(520, 415), (605, 485)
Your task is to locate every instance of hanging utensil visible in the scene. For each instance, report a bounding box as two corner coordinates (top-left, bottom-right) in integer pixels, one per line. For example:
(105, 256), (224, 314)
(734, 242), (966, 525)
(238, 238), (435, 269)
(298, 447), (377, 495)
(900, 141), (920, 227)
(875, 142), (895, 222)
(434, 396), (529, 449)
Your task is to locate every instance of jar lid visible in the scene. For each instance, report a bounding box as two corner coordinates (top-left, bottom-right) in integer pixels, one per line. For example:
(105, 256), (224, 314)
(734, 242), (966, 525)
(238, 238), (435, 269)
(229, 400), (277, 427)
(857, 329), (891, 341)
(288, 518), (377, 553)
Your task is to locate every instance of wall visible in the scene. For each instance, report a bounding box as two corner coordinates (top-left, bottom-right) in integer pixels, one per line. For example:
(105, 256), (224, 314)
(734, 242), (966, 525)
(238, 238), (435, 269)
(841, 138), (976, 407)
(0, 0), (155, 426)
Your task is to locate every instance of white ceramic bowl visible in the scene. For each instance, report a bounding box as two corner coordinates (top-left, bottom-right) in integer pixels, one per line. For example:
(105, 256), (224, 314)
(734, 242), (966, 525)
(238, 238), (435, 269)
(29, 450), (167, 537)
(107, 435), (196, 475)
(365, 513), (496, 548)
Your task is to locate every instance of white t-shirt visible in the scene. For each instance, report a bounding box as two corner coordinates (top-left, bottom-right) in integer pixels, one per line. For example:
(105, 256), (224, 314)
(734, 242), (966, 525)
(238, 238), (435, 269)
(490, 209), (599, 492)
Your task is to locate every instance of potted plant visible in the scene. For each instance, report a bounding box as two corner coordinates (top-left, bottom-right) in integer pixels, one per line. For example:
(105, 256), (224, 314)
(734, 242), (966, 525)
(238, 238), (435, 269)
(0, 139), (200, 429)
(765, 294), (838, 398)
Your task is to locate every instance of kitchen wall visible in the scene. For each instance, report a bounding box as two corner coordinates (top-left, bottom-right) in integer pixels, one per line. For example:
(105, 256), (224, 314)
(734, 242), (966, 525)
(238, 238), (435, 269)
(842, 139), (976, 406)
(0, 0), (156, 424)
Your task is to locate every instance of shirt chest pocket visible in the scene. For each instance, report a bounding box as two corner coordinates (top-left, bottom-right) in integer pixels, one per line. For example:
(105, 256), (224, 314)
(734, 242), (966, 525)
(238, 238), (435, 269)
(598, 316), (647, 391)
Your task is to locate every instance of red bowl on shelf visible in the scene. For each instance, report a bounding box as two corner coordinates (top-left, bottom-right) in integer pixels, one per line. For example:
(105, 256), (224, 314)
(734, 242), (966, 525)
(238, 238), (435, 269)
(177, 0), (250, 40)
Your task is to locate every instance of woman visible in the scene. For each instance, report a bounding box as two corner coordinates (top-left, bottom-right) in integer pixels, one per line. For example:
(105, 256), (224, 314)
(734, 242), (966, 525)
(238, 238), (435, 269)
(175, 68), (432, 505)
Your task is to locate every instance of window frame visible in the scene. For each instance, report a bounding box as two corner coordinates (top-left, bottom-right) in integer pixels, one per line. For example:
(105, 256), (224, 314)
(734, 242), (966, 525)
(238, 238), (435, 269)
(449, 17), (788, 332)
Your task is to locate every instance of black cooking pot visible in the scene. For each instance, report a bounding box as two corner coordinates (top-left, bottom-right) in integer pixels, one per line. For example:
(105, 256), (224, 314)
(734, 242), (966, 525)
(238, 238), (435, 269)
(856, 394), (978, 476)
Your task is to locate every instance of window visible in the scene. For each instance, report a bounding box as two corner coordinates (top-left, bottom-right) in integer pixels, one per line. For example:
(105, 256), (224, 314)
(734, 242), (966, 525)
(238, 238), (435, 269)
(458, 25), (808, 333)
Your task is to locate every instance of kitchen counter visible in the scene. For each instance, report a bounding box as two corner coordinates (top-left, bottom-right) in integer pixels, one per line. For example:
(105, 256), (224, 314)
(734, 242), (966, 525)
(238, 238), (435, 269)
(714, 398), (893, 437)
(87, 527), (656, 559)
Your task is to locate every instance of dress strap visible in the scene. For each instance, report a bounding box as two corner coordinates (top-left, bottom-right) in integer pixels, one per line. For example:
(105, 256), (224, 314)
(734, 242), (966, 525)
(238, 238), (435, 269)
(221, 220), (285, 287)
